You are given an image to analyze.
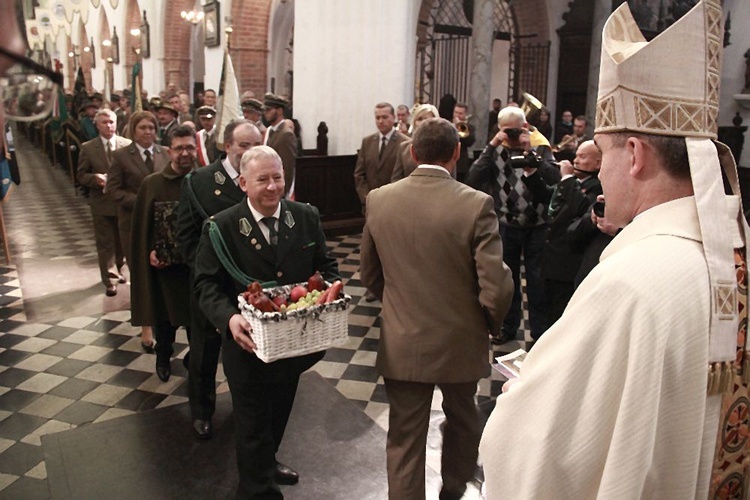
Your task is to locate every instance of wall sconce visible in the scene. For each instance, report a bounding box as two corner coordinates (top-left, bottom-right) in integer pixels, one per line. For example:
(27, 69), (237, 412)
(82, 37), (96, 68)
(181, 9), (204, 24)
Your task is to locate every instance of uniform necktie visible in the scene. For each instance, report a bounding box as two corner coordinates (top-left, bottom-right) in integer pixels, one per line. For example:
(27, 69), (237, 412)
(379, 136), (387, 159)
(144, 149), (153, 172)
(261, 217), (278, 248)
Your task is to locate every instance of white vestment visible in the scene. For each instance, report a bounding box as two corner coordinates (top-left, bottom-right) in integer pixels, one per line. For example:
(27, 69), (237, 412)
(480, 196), (744, 499)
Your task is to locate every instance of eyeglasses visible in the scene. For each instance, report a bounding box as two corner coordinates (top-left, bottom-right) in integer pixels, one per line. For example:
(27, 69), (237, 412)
(0, 46), (64, 122)
(172, 144), (197, 154)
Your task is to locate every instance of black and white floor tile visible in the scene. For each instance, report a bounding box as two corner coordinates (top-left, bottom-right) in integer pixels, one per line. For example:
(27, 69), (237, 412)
(0, 134), (532, 499)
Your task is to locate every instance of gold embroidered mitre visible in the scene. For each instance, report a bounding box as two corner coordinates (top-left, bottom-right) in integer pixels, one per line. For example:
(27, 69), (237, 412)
(595, 0), (722, 138)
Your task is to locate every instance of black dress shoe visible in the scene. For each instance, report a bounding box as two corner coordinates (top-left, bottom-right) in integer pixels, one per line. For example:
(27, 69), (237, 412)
(274, 462), (299, 485)
(156, 363), (171, 382)
(105, 285), (117, 297)
(140, 340), (155, 354)
(192, 419), (212, 440)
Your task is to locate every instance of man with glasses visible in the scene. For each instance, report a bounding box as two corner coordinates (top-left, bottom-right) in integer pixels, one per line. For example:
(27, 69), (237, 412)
(130, 125), (196, 383)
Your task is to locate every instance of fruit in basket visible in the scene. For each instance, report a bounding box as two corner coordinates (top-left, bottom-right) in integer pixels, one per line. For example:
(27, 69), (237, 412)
(272, 294), (288, 308)
(290, 285), (308, 303)
(249, 293), (280, 313)
(307, 271), (326, 292)
(326, 280), (343, 303)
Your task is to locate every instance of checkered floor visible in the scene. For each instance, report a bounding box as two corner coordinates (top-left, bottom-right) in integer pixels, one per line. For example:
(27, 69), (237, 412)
(0, 132), (532, 498)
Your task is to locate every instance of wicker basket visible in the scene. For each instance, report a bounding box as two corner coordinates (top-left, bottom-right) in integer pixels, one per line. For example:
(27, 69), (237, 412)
(238, 282), (351, 363)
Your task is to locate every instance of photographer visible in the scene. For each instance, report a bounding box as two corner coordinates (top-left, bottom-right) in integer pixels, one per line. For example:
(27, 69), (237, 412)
(467, 106), (560, 344)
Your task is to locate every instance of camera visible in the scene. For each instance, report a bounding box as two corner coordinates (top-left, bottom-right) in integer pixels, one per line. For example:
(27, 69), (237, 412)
(593, 201), (605, 217)
(503, 128), (523, 141)
(507, 149), (542, 169)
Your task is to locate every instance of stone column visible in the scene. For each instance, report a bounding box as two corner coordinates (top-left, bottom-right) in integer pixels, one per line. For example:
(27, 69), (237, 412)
(469, 0), (495, 148)
(586, 0), (612, 131)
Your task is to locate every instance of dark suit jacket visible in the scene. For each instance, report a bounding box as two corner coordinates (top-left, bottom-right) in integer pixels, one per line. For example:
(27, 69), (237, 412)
(76, 135), (132, 216)
(354, 131), (407, 204)
(525, 173), (602, 281)
(175, 159), (245, 268)
(360, 168), (513, 383)
(193, 199), (339, 379)
(107, 143), (170, 253)
(266, 126), (297, 196)
(159, 120), (179, 147)
(568, 203), (615, 288)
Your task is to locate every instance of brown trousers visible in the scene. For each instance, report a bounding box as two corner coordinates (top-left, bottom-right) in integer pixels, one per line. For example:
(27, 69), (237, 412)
(92, 213), (124, 286)
(384, 378), (480, 500)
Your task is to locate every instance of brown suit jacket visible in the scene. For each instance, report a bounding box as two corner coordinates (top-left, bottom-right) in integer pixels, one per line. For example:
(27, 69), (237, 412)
(76, 135), (132, 216)
(107, 143), (170, 259)
(360, 167), (513, 383)
(266, 125), (297, 196)
(354, 131), (407, 204)
(390, 139), (417, 182)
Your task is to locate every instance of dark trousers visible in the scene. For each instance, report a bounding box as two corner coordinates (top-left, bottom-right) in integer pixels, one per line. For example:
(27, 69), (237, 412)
(188, 285), (222, 420)
(384, 378), (480, 500)
(153, 322), (191, 365)
(542, 278), (575, 333)
(223, 337), (301, 499)
(500, 224), (548, 340)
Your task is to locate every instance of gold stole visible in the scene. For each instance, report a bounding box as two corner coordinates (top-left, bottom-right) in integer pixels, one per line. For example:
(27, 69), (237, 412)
(709, 248), (750, 499)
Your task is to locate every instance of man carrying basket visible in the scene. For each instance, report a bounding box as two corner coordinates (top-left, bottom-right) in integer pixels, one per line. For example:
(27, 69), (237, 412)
(193, 146), (339, 499)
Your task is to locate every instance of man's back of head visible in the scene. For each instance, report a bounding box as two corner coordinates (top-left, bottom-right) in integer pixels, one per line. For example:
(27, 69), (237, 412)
(411, 118), (459, 170)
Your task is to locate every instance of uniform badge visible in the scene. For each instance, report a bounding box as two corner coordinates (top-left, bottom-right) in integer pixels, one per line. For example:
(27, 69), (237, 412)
(214, 171), (226, 185)
(284, 210), (295, 229)
(239, 217), (252, 236)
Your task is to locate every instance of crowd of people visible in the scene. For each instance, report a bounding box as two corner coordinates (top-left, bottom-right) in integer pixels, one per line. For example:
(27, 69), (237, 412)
(1, 0), (748, 498)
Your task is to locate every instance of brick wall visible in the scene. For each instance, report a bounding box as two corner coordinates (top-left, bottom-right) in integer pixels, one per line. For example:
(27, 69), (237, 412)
(161, 0), (194, 92)
(231, 0), (272, 96)
(124, 0), (142, 83)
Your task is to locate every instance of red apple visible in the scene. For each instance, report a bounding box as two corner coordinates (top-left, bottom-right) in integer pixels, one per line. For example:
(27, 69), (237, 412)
(307, 271), (326, 292)
(272, 294), (288, 307)
(290, 285), (308, 303)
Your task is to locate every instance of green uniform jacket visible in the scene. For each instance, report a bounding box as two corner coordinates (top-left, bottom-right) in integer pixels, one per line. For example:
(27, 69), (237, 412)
(193, 199), (339, 378)
(130, 166), (191, 327)
(175, 159), (244, 269)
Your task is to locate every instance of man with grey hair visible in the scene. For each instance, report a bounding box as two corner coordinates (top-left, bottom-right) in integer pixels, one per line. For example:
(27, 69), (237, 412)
(467, 106), (560, 344)
(176, 119), (262, 440)
(76, 108), (132, 296)
(193, 145), (339, 498)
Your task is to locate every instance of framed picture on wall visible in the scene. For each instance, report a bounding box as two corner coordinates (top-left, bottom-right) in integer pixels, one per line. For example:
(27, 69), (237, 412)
(204, 1), (220, 48)
(140, 11), (150, 59)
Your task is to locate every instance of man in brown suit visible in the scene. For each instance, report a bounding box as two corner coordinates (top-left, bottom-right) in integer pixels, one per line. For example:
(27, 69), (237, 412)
(354, 102), (407, 209)
(361, 117), (513, 500)
(76, 109), (132, 296)
(262, 93), (297, 197)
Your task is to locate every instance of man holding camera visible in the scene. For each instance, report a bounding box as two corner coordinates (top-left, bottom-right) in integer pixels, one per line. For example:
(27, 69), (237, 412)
(467, 106), (560, 344)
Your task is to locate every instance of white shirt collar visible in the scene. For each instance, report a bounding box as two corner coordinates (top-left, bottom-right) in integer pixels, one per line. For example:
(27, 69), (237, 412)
(416, 164), (450, 175)
(135, 143), (154, 156)
(246, 199), (281, 224)
(380, 129), (395, 142)
(221, 157), (240, 184)
(100, 135), (116, 149)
